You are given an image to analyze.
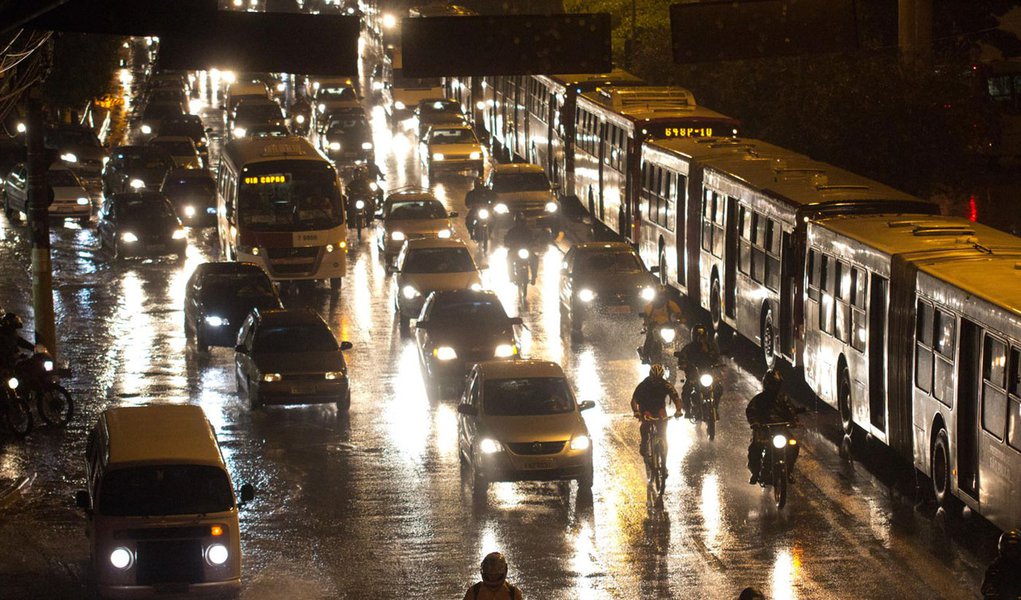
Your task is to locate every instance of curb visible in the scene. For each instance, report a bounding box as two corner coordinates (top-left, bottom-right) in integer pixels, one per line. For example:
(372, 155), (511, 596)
(0, 473), (34, 509)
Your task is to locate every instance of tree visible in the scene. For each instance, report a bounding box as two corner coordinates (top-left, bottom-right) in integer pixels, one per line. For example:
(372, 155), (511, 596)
(40, 33), (121, 112)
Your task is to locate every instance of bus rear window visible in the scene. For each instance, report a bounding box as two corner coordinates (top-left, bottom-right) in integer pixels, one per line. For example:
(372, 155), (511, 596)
(99, 465), (233, 517)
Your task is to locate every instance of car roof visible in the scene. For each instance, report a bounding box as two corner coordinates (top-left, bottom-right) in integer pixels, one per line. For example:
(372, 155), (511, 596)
(255, 307), (329, 328)
(387, 191), (440, 203)
(492, 163), (544, 174)
(194, 261), (269, 278)
(572, 241), (639, 253)
(103, 405), (224, 467)
(403, 237), (470, 251)
(431, 123), (473, 132)
(476, 359), (567, 380)
(110, 191), (169, 203)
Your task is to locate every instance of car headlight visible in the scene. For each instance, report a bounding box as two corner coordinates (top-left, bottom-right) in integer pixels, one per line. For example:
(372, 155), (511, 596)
(318, 102), (326, 113)
(355, 199), (365, 210)
(578, 288), (595, 303)
(641, 286), (656, 301)
(699, 373), (714, 387)
(659, 327), (676, 343)
(110, 547), (133, 570)
(329, 141), (341, 151)
(324, 371), (343, 380)
(121, 232), (138, 242)
(402, 285), (420, 300)
(43, 360), (54, 372)
(141, 124), (152, 134)
(204, 315), (227, 327)
(479, 438), (502, 454)
(184, 205), (196, 217)
(205, 543), (228, 566)
(432, 152), (445, 161)
(394, 100), (406, 110)
(545, 201), (558, 213)
(276, 82), (286, 92)
(493, 203), (509, 214)
(437, 228), (452, 239)
(102, 156), (110, 166)
(478, 208), (490, 220)
(172, 229), (186, 240)
(434, 346), (457, 361)
(772, 434), (788, 449)
(494, 343), (515, 358)
(362, 142), (373, 150)
(262, 373), (282, 383)
(6, 377), (18, 390)
(233, 127), (246, 138)
(469, 151), (481, 160)
(76, 197), (90, 206)
(61, 152), (78, 163)
(391, 231), (405, 241)
(470, 282), (482, 291)
(129, 178), (145, 189)
(295, 114), (306, 124)
(570, 434), (590, 451)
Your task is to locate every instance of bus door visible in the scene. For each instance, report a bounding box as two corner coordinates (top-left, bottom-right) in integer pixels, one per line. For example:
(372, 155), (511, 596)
(723, 195), (738, 319)
(956, 318), (981, 500)
(868, 273), (888, 432)
(779, 230), (794, 359)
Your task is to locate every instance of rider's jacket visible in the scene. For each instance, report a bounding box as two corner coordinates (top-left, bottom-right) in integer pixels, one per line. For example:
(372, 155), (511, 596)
(643, 298), (682, 325)
(504, 224), (534, 251)
(675, 340), (720, 374)
(631, 375), (680, 416)
(0, 328), (32, 368)
(982, 556), (1021, 600)
(745, 389), (799, 426)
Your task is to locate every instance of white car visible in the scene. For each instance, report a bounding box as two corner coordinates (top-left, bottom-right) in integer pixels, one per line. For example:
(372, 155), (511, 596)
(149, 136), (202, 169)
(486, 162), (560, 234)
(420, 124), (483, 179)
(375, 191), (458, 268)
(3, 163), (92, 224)
(394, 238), (482, 334)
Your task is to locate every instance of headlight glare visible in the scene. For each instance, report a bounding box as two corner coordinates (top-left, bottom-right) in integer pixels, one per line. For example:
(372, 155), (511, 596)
(355, 200), (365, 210)
(772, 434), (788, 449)
(77, 197), (90, 206)
(391, 231), (405, 241)
(295, 114), (305, 124)
(578, 289), (595, 303)
(6, 377), (18, 389)
(699, 373), (714, 387)
(121, 232), (138, 242)
(494, 343), (515, 358)
(61, 152), (78, 163)
(434, 346), (457, 361)
(402, 285), (420, 300)
(324, 371), (343, 380)
(140, 124), (152, 134)
(262, 373), (282, 383)
(394, 100), (406, 110)
(478, 208), (490, 220)
(544, 201), (558, 213)
(479, 438), (502, 454)
(43, 360), (54, 372)
(570, 434), (591, 451)
(233, 127), (246, 138)
(110, 547), (133, 569)
(184, 205), (196, 217)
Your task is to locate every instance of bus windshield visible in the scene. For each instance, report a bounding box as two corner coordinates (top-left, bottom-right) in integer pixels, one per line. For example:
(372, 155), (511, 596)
(99, 465), (234, 517)
(238, 162), (344, 232)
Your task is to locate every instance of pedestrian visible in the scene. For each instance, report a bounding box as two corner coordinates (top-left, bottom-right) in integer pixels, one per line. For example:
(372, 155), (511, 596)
(463, 552), (523, 600)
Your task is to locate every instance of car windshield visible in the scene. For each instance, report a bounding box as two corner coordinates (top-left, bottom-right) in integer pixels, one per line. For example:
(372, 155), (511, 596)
(201, 273), (276, 302)
(402, 247), (475, 273)
(484, 377), (575, 416)
(327, 119), (370, 136)
(236, 102), (283, 121)
(152, 140), (195, 155)
(118, 198), (177, 221)
(253, 324), (337, 352)
(163, 177), (215, 196)
(428, 299), (507, 323)
(238, 162), (344, 231)
(388, 200), (447, 220)
(118, 149), (174, 171)
(576, 251), (644, 273)
(159, 120), (204, 140)
(250, 125), (289, 137)
(318, 87), (356, 101)
(143, 103), (184, 120)
(420, 101), (461, 117)
(431, 128), (476, 144)
(99, 465), (234, 517)
(491, 172), (550, 193)
(47, 169), (81, 187)
(46, 128), (101, 148)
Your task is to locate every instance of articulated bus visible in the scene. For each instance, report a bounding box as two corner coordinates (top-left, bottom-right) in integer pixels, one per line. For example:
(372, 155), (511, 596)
(217, 136), (348, 290)
(803, 213), (1021, 531)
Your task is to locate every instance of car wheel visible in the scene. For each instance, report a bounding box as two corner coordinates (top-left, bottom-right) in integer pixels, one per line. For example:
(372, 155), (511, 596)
(578, 463), (594, 489)
(248, 380), (262, 410)
(330, 277), (343, 292)
(399, 314), (411, 337)
(337, 387), (351, 412)
(195, 328), (209, 353)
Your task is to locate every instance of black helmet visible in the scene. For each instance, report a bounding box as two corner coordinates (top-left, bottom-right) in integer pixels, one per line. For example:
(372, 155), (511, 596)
(738, 588), (765, 600)
(693, 326), (708, 343)
(0, 313), (23, 330)
(1000, 529), (1021, 560)
(481, 552), (508, 583)
(762, 368), (782, 393)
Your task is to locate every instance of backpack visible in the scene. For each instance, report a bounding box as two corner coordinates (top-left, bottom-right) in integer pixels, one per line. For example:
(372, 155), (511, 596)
(471, 581), (521, 600)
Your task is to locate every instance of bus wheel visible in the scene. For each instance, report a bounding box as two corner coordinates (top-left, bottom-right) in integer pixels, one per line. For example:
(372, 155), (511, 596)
(710, 277), (722, 331)
(932, 429), (953, 509)
(838, 364), (853, 434)
(761, 306), (777, 370)
(658, 247), (667, 286)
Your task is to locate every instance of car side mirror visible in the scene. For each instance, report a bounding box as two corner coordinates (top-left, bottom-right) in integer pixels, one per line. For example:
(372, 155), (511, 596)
(340, 341), (353, 351)
(448, 211), (458, 218)
(415, 320), (428, 329)
(457, 403), (478, 417)
(205, 127), (213, 134)
(578, 400), (596, 411)
(234, 344), (247, 353)
(650, 265), (661, 274)
(75, 489), (91, 511)
(509, 317), (523, 326)
(238, 483), (255, 506)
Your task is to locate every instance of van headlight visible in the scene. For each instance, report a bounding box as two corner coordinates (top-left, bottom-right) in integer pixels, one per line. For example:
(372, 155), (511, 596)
(578, 289), (595, 303)
(493, 203), (509, 214)
(434, 346), (457, 361)
(262, 373), (282, 383)
(43, 360), (54, 372)
(479, 438), (502, 454)
(772, 434), (788, 449)
(641, 286), (656, 301)
(545, 201), (558, 213)
(699, 373), (714, 387)
(295, 114), (305, 124)
(469, 151), (481, 160)
(570, 434), (590, 451)
(205, 543), (229, 566)
(494, 343), (515, 358)
(110, 547), (133, 569)
(402, 285), (420, 299)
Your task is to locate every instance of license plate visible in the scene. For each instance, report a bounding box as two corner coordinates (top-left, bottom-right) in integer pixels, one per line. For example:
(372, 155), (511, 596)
(291, 385), (316, 394)
(607, 305), (631, 314)
(523, 459), (554, 470)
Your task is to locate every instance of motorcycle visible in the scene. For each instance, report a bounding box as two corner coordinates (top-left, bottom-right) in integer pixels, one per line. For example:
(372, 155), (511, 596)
(686, 365), (721, 440)
(511, 248), (530, 304)
(15, 349), (73, 426)
(473, 207), (491, 254)
(756, 421), (799, 509)
(638, 321), (679, 380)
(1, 372), (32, 438)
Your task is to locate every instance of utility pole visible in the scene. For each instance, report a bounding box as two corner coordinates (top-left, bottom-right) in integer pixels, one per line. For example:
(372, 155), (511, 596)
(26, 92), (57, 358)
(899, 0), (933, 66)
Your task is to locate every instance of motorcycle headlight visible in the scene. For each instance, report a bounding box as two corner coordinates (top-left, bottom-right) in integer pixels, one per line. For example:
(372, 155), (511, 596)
(172, 229), (187, 240)
(205, 543), (228, 566)
(516, 248), (529, 259)
(43, 360), (54, 372)
(184, 205), (196, 217)
(204, 315), (227, 327)
(76, 197), (90, 206)
(362, 142), (373, 150)
(659, 327), (676, 343)
(391, 231), (405, 242)
(578, 288), (595, 303)
(355, 200), (365, 210)
(479, 438), (502, 454)
(570, 434), (590, 451)
(478, 208), (490, 220)
(469, 151), (481, 160)
(402, 285), (420, 300)
(129, 178), (145, 189)
(329, 141), (341, 151)
(140, 124), (152, 135)
(369, 182), (378, 191)
(432, 152), (445, 161)
(772, 434), (788, 449)
(318, 103), (326, 113)
(102, 156), (110, 166)
(121, 231), (139, 242)
(394, 100), (406, 110)
(295, 114), (305, 124)
(262, 373), (282, 383)
(61, 152), (78, 163)
(233, 127), (246, 138)
(544, 201), (558, 213)
(699, 373), (714, 387)
(434, 346), (457, 361)
(494, 343), (515, 358)
(110, 547), (133, 569)
(494, 203), (509, 214)
(437, 228), (452, 239)
(324, 371), (343, 380)
(641, 286), (656, 301)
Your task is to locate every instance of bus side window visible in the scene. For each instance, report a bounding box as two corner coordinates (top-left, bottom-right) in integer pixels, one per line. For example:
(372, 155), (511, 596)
(1008, 348), (1021, 451)
(982, 334), (1008, 441)
(819, 254), (832, 334)
(915, 300), (934, 394)
(933, 309), (956, 405)
(807, 250), (819, 301)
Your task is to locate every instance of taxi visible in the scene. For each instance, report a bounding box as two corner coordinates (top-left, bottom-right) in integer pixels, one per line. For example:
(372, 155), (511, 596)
(375, 189), (457, 269)
(419, 123), (483, 180)
(393, 238), (482, 335)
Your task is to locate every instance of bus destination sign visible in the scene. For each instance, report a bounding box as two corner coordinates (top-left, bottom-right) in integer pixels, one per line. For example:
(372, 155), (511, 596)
(243, 174), (289, 185)
(663, 127), (714, 138)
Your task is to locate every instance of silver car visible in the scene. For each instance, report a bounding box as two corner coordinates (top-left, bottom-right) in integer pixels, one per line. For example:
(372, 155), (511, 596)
(394, 238), (482, 334)
(375, 190), (457, 269)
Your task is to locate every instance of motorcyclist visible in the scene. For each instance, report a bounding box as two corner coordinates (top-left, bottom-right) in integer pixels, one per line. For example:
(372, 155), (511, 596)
(464, 176), (492, 241)
(463, 552), (524, 600)
(641, 284), (683, 360)
(746, 369), (800, 484)
(504, 212), (539, 285)
(630, 364), (683, 467)
(982, 529), (1021, 600)
(346, 166), (376, 220)
(674, 326), (722, 416)
(0, 312), (33, 371)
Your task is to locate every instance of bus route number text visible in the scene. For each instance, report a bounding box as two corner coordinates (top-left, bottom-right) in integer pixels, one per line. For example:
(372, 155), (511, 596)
(244, 174), (288, 185)
(663, 127), (713, 138)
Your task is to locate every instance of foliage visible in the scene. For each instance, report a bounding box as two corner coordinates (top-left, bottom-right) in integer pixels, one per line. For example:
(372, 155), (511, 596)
(41, 33), (122, 110)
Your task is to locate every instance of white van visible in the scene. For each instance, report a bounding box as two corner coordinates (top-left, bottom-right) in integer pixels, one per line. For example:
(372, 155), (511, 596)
(76, 405), (253, 598)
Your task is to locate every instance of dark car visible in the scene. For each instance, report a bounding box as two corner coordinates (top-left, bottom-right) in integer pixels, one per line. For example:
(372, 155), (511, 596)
(318, 109), (373, 164)
(158, 115), (210, 161)
(234, 308), (354, 410)
(243, 121), (291, 138)
(97, 191), (187, 260)
(229, 99), (285, 139)
(44, 124), (108, 188)
(137, 100), (186, 137)
(160, 168), (217, 226)
(102, 145), (175, 196)
(415, 98), (466, 139)
(414, 289), (522, 391)
(559, 242), (658, 334)
(184, 262), (283, 352)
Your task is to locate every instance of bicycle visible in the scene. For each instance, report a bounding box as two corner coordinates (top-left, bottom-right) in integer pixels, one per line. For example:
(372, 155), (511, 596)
(639, 412), (680, 502)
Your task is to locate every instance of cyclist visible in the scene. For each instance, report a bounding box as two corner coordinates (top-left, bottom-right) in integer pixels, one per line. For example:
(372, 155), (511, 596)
(630, 364), (683, 468)
(504, 212), (539, 284)
(463, 552), (524, 600)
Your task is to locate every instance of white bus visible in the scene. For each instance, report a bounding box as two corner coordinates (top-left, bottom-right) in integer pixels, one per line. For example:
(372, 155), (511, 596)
(803, 213), (1021, 530)
(217, 136), (347, 290)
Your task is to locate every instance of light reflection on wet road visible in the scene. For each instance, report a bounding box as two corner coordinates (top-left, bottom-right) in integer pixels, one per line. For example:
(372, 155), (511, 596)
(0, 61), (997, 600)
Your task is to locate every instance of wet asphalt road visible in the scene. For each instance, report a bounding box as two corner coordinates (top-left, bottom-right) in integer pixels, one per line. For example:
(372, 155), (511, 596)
(0, 56), (1001, 600)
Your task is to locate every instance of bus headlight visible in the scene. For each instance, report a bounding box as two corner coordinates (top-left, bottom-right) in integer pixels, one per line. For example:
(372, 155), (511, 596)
(43, 360), (54, 372)
(434, 346), (457, 361)
(494, 203), (509, 214)
(295, 114), (305, 124)
(494, 343), (515, 358)
(578, 289), (595, 303)
(470, 282), (482, 291)
(402, 285), (420, 299)
(641, 286), (656, 301)
(570, 434), (590, 451)
(394, 100), (406, 110)
(369, 182), (379, 191)
(325, 244), (335, 253)
(772, 434), (788, 449)
(204, 316), (227, 327)
(478, 208), (490, 220)
(233, 127), (246, 138)
(140, 124), (152, 135)
(516, 248), (529, 259)
(110, 547), (133, 569)
(205, 544), (229, 566)
(699, 373), (714, 387)
(184, 205), (196, 217)
(61, 152), (78, 163)
(355, 200), (365, 210)
(545, 201), (558, 213)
